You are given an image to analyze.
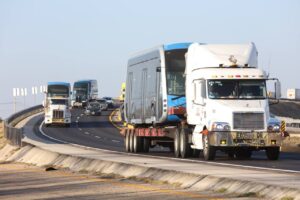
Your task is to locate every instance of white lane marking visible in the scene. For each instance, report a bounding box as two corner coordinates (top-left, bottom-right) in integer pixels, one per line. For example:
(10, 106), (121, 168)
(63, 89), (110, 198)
(78, 128), (82, 131)
(80, 114), (84, 116)
(77, 116), (80, 119)
(95, 136), (101, 139)
(112, 140), (120, 143)
(84, 132), (90, 135)
(75, 121), (78, 123)
(39, 121), (300, 174)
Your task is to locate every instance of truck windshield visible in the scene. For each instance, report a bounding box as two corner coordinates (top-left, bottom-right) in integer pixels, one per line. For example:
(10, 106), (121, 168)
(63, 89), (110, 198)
(50, 99), (67, 105)
(73, 82), (89, 99)
(208, 80), (267, 99)
(165, 49), (187, 96)
(48, 85), (69, 97)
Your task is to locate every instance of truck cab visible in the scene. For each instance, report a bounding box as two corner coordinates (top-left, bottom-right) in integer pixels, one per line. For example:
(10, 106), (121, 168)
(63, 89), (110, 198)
(185, 43), (282, 160)
(44, 82), (72, 127)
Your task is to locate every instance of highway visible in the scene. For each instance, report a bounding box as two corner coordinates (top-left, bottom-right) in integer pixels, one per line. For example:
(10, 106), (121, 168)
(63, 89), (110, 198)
(32, 108), (300, 172)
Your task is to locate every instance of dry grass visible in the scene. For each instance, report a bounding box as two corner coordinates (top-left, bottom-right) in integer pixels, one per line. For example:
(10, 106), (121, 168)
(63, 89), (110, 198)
(0, 121), (7, 149)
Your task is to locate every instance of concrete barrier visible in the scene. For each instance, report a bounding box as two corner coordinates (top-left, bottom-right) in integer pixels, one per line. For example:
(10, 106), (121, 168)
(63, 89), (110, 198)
(0, 144), (299, 200)
(4, 105), (43, 147)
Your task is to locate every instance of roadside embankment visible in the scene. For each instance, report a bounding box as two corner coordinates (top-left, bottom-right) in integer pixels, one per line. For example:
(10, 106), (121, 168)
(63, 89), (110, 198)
(0, 120), (6, 149)
(0, 143), (299, 200)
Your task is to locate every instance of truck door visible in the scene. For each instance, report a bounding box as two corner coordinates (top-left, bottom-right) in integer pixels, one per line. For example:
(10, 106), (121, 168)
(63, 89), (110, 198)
(190, 79), (206, 125)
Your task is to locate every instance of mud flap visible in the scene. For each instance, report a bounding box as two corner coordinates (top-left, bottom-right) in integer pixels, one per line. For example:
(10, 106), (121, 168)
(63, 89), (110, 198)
(191, 125), (204, 150)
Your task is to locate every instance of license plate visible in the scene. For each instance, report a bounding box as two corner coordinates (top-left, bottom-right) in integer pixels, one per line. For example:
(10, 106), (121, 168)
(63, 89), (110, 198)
(53, 119), (64, 122)
(237, 132), (253, 139)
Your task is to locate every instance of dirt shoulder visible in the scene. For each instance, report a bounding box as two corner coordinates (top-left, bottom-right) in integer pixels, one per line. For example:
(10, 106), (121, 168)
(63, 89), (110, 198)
(281, 133), (300, 153)
(0, 121), (7, 149)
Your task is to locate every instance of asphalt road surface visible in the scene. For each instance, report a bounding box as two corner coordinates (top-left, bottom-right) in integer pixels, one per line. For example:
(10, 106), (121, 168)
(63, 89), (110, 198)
(33, 108), (300, 172)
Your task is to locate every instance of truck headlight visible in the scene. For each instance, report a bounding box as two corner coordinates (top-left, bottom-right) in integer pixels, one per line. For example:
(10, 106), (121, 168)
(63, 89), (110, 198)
(212, 122), (231, 131)
(268, 124), (280, 132)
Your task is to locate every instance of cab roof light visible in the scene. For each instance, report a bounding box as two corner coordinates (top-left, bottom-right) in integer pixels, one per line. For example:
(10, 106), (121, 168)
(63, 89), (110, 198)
(235, 75), (241, 78)
(228, 75), (234, 78)
(212, 75), (218, 78)
(243, 75), (249, 78)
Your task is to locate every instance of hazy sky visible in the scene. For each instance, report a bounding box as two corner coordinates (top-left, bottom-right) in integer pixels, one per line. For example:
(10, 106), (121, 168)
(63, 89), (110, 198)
(0, 0), (299, 118)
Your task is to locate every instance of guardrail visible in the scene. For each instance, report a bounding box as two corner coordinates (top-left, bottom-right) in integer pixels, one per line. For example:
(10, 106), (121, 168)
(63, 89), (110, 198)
(4, 105), (43, 147)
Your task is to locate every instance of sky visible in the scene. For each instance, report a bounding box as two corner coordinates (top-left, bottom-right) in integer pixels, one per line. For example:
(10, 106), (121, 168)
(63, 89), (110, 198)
(0, 0), (299, 118)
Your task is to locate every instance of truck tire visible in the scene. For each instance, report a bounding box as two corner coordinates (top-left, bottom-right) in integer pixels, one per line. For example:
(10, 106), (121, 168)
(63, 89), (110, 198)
(129, 130), (134, 152)
(133, 134), (142, 153)
(202, 134), (216, 160)
(142, 137), (150, 153)
(180, 128), (192, 158)
(266, 147), (280, 160)
(174, 129), (181, 158)
(125, 130), (130, 152)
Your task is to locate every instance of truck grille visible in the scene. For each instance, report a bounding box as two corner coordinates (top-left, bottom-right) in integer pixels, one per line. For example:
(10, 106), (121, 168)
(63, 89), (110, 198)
(53, 110), (64, 119)
(233, 112), (264, 130)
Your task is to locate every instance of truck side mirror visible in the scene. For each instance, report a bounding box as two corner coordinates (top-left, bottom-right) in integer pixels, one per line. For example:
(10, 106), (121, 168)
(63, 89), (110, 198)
(275, 80), (281, 100)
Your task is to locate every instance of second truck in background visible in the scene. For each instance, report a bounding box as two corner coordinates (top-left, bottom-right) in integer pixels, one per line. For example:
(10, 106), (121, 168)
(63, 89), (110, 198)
(72, 79), (98, 108)
(43, 82), (72, 127)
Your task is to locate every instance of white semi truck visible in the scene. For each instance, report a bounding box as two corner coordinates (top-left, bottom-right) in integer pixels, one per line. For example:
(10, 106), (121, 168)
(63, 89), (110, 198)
(44, 82), (72, 127)
(72, 79), (98, 108)
(122, 42), (283, 160)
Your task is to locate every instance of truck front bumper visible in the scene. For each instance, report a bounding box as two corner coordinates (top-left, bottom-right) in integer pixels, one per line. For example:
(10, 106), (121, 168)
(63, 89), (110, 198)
(45, 117), (71, 125)
(208, 131), (282, 147)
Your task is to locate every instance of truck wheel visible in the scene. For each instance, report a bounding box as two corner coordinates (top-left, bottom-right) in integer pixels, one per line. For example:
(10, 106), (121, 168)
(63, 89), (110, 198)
(129, 130), (134, 152)
(180, 128), (192, 158)
(174, 129), (181, 158)
(133, 134), (142, 153)
(142, 137), (150, 153)
(125, 130), (130, 152)
(266, 147), (280, 160)
(202, 134), (216, 160)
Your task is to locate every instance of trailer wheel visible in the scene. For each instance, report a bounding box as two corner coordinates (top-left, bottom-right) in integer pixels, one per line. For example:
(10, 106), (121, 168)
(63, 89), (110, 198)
(129, 130), (134, 152)
(202, 134), (216, 160)
(142, 137), (150, 153)
(133, 134), (142, 153)
(174, 129), (181, 158)
(180, 128), (192, 158)
(266, 147), (280, 160)
(125, 130), (130, 152)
